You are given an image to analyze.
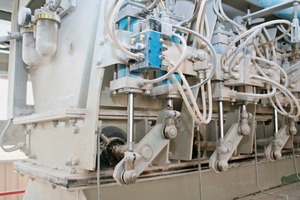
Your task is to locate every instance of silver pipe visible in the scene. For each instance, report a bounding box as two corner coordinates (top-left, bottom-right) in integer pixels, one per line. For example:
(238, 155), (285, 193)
(274, 109), (279, 133)
(49, 0), (62, 11)
(0, 35), (10, 43)
(127, 93), (134, 151)
(0, 32), (21, 43)
(218, 101), (224, 139)
(294, 2), (299, 19)
(167, 98), (173, 109)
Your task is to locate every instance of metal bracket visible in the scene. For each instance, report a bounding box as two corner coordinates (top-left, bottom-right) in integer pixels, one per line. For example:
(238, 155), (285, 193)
(209, 123), (243, 172)
(265, 125), (290, 161)
(59, 0), (77, 18)
(113, 123), (168, 185)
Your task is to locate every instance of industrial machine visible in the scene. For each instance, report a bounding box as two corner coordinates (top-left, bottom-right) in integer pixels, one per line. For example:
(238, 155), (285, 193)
(1, 0), (300, 199)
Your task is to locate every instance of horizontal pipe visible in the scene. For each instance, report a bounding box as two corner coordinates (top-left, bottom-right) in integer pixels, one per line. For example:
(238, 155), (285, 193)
(0, 190), (25, 196)
(246, 0), (300, 20)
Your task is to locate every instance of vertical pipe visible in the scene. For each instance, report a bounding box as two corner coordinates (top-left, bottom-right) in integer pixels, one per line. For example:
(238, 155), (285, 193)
(167, 98), (173, 109)
(293, 2), (299, 19)
(218, 101), (224, 139)
(274, 109), (278, 133)
(127, 93), (134, 151)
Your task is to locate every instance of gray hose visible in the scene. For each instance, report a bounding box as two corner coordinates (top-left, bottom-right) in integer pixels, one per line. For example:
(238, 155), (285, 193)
(0, 119), (25, 152)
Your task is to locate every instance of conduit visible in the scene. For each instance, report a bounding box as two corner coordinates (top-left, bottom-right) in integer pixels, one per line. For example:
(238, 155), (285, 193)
(0, 190), (25, 196)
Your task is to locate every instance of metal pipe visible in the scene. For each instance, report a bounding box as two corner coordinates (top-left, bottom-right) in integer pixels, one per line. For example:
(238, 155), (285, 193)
(218, 101), (224, 139)
(274, 109), (279, 133)
(294, 2), (299, 19)
(0, 190), (25, 197)
(49, 0), (62, 11)
(167, 98), (173, 110)
(0, 32), (21, 43)
(245, 0), (300, 20)
(127, 93), (134, 151)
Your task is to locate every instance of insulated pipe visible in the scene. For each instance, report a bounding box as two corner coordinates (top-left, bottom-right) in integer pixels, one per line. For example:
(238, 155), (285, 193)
(218, 101), (224, 139)
(127, 93), (134, 151)
(246, 0), (300, 20)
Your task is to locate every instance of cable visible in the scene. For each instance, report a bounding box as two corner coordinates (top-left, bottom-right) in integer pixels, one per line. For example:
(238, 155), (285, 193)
(253, 104), (289, 200)
(166, 57), (212, 125)
(217, 0), (246, 33)
(292, 135), (300, 181)
(111, 0), (142, 60)
(252, 75), (300, 118)
(180, 0), (200, 25)
(197, 126), (203, 200)
(0, 119), (25, 152)
(172, 25), (218, 89)
(97, 132), (103, 200)
(221, 20), (291, 72)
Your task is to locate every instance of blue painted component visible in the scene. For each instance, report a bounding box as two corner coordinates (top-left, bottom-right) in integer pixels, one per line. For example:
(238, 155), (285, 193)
(246, 0), (299, 20)
(156, 71), (181, 85)
(118, 64), (127, 78)
(118, 17), (139, 32)
(130, 31), (163, 72)
(170, 32), (181, 44)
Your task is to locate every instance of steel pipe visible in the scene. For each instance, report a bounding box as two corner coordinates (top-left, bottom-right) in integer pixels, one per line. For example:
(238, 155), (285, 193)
(127, 93), (134, 151)
(218, 101), (224, 139)
(0, 190), (25, 196)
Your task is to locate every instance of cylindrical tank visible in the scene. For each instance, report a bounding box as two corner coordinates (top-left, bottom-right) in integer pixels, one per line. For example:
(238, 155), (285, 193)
(34, 11), (60, 57)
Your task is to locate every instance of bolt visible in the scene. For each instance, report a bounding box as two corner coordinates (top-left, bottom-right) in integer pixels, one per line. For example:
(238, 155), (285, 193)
(140, 145), (153, 161)
(52, 121), (58, 128)
(69, 167), (76, 174)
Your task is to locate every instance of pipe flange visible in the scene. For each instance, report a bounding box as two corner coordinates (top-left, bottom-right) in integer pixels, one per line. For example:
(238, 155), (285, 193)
(34, 11), (61, 24)
(20, 26), (34, 35)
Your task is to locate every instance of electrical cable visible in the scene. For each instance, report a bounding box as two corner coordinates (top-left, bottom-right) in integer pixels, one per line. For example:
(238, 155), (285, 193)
(252, 75), (300, 118)
(166, 57), (212, 125)
(217, 0), (246, 33)
(111, 0), (142, 60)
(0, 119), (25, 152)
(221, 20), (291, 72)
(253, 103), (289, 200)
(172, 25), (217, 89)
(291, 135), (300, 181)
(97, 132), (103, 200)
(197, 126), (203, 200)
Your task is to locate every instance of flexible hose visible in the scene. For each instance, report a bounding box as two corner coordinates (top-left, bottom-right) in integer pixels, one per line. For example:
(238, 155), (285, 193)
(0, 119), (25, 152)
(172, 25), (217, 89)
(111, 0), (141, 60)
(252, 75), (300, 118)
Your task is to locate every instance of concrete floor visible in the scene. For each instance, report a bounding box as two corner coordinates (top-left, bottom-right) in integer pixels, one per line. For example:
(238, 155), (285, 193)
(238, 182), (300, 200)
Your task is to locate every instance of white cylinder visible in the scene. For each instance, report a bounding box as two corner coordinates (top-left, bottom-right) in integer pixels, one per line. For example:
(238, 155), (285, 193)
(22, 29), (41, 66)
(36, 19), (58, 57)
